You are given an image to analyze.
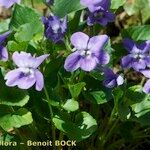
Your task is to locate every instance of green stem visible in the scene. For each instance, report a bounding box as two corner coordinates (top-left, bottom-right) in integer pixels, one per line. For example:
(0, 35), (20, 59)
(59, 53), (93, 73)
(103, 118), (119, 145)
(99, 104), (118, 149)
(140, 77), (146, 86)
(107, 139), (124, 149)
(57, 131), (64, 150)
(64, 36), (72, 52)
(79, 70), (85, 82)
(44, 86), (56, 149)
(108, 105), (117, 125)
(31, 0), (35, 8)
(139, 10), (143, 25)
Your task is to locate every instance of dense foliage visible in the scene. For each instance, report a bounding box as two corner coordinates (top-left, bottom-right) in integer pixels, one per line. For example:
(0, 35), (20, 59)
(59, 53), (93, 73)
(0, 0), (150, 150)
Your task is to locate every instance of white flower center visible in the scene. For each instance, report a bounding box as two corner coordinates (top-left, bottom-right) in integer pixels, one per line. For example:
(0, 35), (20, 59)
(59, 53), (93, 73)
(80, 50), (92, 59)
(133, 53), (144, 59)
(52, 23), (60, 33)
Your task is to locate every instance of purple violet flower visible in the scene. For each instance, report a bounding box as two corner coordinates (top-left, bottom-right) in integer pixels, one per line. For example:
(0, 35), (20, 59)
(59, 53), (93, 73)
(80, 0), (110, 12)
(143, 79), (150, 94)
(0, 46), (8, 61)
(87, 9), (115, 26)
(0, 31), (11, 45)
(0, 0), (21, 8)
(139, 70), (150, 93)
(5, 52), (49, 91)
(81, 0), (115, 26)
(45, 0), (53, 5)
(121, 38), (150, 71)
(42, 15), (67, 43)
(64, 32), (110, 72)
(103, 68), (124, 88)
(0, 31), (11, 61)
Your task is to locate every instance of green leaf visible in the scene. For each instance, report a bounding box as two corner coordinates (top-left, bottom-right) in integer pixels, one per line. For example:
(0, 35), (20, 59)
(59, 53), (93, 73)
(124, 0), (138, 15)
(0, 78), (30, 107)
(118, 103), (131, 120)
(124, 0), (150, 22)
(131, 96), (150, 118)
(68, 11), (82, 33)
(90, 91), (107, 105)
(9, 4), (43, 43)
(0, 19), (10, 33)
(62, 99), (79, 112)
(131, 95), (150, 125)
(9, 4), (41, 30)
(53, 111), (97, 142)
(0, 107), (33, 131)
(45, 57), (63, 87)
(112, 43), (127, 65)
(122, 25), (150, 41)
(7, 41), (28, 51)
(113, 88), (130, 120)
(0, 133), (14, 142)
(14, 21), (43, 42)
(22, 0), (44, 5)
(113, 87), (124, 103)
(119, 122), (134, 141)
(53, 0), (85, 17)
(90, 70), (104, 81)
(126, 85), (147, 105)
(111, 0), (126, 10)
(68, 82), (86, 98)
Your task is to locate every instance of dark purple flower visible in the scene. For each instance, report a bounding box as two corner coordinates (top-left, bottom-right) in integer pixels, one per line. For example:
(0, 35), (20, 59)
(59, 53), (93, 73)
(0, 46), (8, 61)
(103, 68), (124, 88)
(80, 0), (110, 12)
(64, 32), (110, 72)
(87, 9), (115, 26)
(0, 31), (11, 45)
(5, 52), (49, 91)
(121, 38), (150, 71)
(0, 31), (11, 61)
(42, 15), (67, 43)
(0, 0), (20, 8)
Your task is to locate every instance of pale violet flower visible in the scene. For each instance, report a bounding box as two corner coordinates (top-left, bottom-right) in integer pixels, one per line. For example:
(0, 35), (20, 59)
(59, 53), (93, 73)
(140, 70), (150, 94)
(80, 0), (115, 26)
(0, 0), (21, 8)
(64, 32), (110, 72)
(5, 52), (49, 91)
(80, 0), (110, 12)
